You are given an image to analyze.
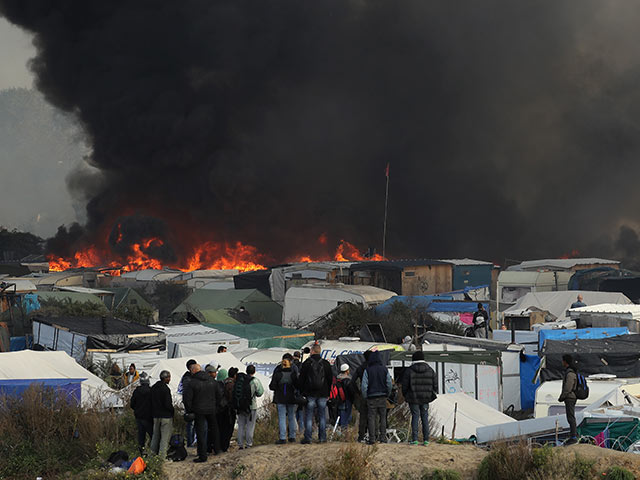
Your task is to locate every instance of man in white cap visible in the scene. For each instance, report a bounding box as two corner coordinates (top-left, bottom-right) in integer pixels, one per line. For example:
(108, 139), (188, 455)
(336, 363), (355, 427)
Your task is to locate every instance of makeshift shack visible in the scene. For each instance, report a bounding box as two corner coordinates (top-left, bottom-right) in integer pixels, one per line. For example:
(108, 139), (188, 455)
(283, 284), (396, 328)
(172, 289), (282, 325)
(423, 332), (524, 411)
(158, 323), (248, 358)
(269, 262), (355, 305)
(538, 327), (630, 351)
(497, 271), (572, 307)
(569, 304), (640, 332)
(0, 350), (118, 406)
(32, 314), (166, 362)
(439, 258), (495, 292)
(350, 260), (453, 295)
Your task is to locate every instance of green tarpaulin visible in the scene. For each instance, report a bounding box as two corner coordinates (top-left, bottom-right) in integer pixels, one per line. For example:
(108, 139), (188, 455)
(578, 418), (640, 451)
(203, 322), (313, 349)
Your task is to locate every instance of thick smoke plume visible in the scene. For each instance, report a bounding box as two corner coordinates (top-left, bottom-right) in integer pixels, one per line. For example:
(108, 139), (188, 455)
(3, 1), (640, 264)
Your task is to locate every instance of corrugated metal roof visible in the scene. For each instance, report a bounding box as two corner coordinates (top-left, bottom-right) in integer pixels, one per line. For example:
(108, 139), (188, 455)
(570, 303), (640, 315)
(439, 258), (494, 266)
(56, 286), (113, 295)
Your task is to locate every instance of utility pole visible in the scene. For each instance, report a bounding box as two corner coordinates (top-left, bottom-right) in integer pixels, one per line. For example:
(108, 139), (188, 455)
(382, 163), (390, 259)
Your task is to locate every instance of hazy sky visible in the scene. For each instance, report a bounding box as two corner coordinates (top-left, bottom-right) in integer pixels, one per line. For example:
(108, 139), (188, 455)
(0, 17), (34, 90)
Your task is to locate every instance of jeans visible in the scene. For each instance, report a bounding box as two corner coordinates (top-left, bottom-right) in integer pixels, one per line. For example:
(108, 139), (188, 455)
(409, 403), (429, 442)
(185, 420), (195, 447)
(150, 417), (173, 457)
(305, 397), (327, 442)
(136, 418), (153, 449)
(277, 404), (297, 440)
(338, 400), (352, 427)
(237, 410), (257, 448)
(565, 399), (577, 439)
(366, 396), (387, 443)
(195, 413), (219, 459)
(296, 406), (305, 432)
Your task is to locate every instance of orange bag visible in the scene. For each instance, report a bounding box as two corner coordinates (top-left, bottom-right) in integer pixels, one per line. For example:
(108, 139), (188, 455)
(127, 456), (147, 475)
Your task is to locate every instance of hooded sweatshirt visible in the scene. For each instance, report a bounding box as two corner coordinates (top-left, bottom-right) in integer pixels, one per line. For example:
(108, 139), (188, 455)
(361, 351), (392, 399)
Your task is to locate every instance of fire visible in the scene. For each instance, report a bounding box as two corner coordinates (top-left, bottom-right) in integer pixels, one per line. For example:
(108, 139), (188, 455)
(48, 233), (384, 274)
(560, 249), (581, 259)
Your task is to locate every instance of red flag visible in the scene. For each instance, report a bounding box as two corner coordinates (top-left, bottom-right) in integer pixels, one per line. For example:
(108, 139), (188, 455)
(385, 163), (389, 178)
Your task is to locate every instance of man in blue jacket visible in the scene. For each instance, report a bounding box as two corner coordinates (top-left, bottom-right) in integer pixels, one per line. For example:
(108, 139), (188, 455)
(361, 351), (392, 444)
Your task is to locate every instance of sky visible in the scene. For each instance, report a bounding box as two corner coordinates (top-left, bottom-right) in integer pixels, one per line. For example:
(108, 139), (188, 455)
(0, 18), (83, 238)
(0, 17), (33, 90)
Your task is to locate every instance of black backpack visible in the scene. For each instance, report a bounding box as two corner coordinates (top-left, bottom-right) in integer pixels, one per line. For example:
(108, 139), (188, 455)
(575, 372), (589, 400)
(307, 358), (326, 392)
(232, 372), (253, 414)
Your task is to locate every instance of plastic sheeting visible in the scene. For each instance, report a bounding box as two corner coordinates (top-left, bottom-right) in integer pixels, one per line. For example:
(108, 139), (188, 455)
(538, 327), (629, 351)
(520, 354), (541, 411)
(210, 323), (314, 349)
(0, 378), (83, 405)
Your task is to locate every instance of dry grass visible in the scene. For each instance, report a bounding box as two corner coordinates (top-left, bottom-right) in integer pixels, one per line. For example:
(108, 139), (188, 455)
(324, 443), (377, 480)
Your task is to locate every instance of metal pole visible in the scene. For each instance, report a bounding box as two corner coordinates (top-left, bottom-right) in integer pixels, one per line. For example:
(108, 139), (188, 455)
(382, 171), (390, 259)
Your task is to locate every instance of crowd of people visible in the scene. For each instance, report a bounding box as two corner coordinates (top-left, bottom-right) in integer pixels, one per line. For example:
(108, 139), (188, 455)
(129, 343), (440, 463)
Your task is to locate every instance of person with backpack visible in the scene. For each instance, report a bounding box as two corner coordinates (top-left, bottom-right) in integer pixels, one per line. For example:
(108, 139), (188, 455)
(219, 367), (238, 452)
(334, 363), (355, 427)
(270, 353), (299, 444)
(183, 363), (222, 462)
(354, 351), (372, 442)
(361, 351), (392, 444)
(150, 370), (174, 458)
(558, 354), (579, 445)
(401, 351), (437, 446)
(130, 372), (153, 453)
(298, 343), (333, 444)
(178, 359), (197, 447)
(234, 364), (264, 449)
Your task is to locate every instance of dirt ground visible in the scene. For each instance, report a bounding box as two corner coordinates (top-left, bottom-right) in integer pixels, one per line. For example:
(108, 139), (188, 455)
(163, 442), (640, 480)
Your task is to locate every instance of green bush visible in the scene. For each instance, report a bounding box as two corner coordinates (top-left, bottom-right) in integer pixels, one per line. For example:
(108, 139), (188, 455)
(421, 469), (461, 480)
(603, 466), (634, 480)
(572, 454), (596, 480)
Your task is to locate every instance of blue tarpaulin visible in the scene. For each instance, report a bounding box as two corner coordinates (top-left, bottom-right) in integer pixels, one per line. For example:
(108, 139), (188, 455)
(520, 354), (541, 410)
(10, 335), (32, 351)
(538, 327), (629, 351)
(0, 378), (84, 405)
(426, 301), (489, 313)
(22, 293), (40, 315)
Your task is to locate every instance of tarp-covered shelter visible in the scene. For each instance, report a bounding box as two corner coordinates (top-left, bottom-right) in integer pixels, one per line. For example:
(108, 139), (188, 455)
(32, 314), (166, 361)
(0, 350), (117, 406)
(569, 304), (640, 332)
(503, 291), (632, 325)
(159, 323), (247, 358)
(173, 289), (282, 325)
(233, 270), (273, 298)
(538, 327), (630, 351)
(211, 323), (313, 349)
(540, 335), (640, 382)
(269, 262), (355, 305)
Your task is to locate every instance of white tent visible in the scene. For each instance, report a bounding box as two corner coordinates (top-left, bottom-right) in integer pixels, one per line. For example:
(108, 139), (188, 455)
(503, 291), (632, 323)
(0, 350), (118, 407)
(429, 392), (516, 439)
(147, 352), (272, 405)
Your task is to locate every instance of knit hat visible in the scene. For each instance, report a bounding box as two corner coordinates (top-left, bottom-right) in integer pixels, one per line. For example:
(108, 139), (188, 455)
(186, 359), (197, 370)
(205, 364), (217, 373)
(217, 368), (228, 381)
(340, 364), (350, 372)
(412, 351), (425, 361)
(139, 372), (150, 385)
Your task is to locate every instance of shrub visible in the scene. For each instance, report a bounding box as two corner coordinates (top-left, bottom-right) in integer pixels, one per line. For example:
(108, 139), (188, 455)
(572, 454), (596, 480)
(324, 443), (376, 480)
(603, 466), (634, 480)
(253, 402), (280, 446)
(422, 469), (461, 480)
(0, 385), (163, 480)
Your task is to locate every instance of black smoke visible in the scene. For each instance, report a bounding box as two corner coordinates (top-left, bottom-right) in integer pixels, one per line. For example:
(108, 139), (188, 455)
(3, 1), (640, 263)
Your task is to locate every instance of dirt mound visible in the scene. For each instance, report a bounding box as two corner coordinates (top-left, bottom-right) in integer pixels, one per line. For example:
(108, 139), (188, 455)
(163, 442), (640, 480)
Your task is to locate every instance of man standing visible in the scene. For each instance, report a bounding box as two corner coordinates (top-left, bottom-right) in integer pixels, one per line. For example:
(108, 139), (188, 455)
(401, 351), (437, 446)
(234, 364), (264, 449)
(473, 303), (489, 339)
(179, 359), (197, 447)
(354, 350), (372, 442)
(558, 354), (578, 445)
(220, 367), (238, 452)
(336, 363), (355, 428)
(571, 295), (586, 309)
(361, 351), (392, 444)
(299, 343), (333, 444)
(130, 372), (153, 453)
(183, 363), (221, 462)
(150, 370), (174, 458)
(270, 353), (299, 444)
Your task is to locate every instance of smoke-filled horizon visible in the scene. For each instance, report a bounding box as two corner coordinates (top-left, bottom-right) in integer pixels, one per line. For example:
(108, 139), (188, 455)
(2, 1), (640, 266)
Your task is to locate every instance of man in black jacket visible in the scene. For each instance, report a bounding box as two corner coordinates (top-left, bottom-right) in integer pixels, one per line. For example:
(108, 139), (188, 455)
(180, 359), (197, 447)
(298, 343), (333, 444)
(361, 351), (392, 444)
(353, 350), (372, 442)
(150, 370), (174, 458)
(130, 373), (153, 452)
(183, 364), (222, 462)
(270, 353), (299, 444)
(401, 351), (438, 445)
